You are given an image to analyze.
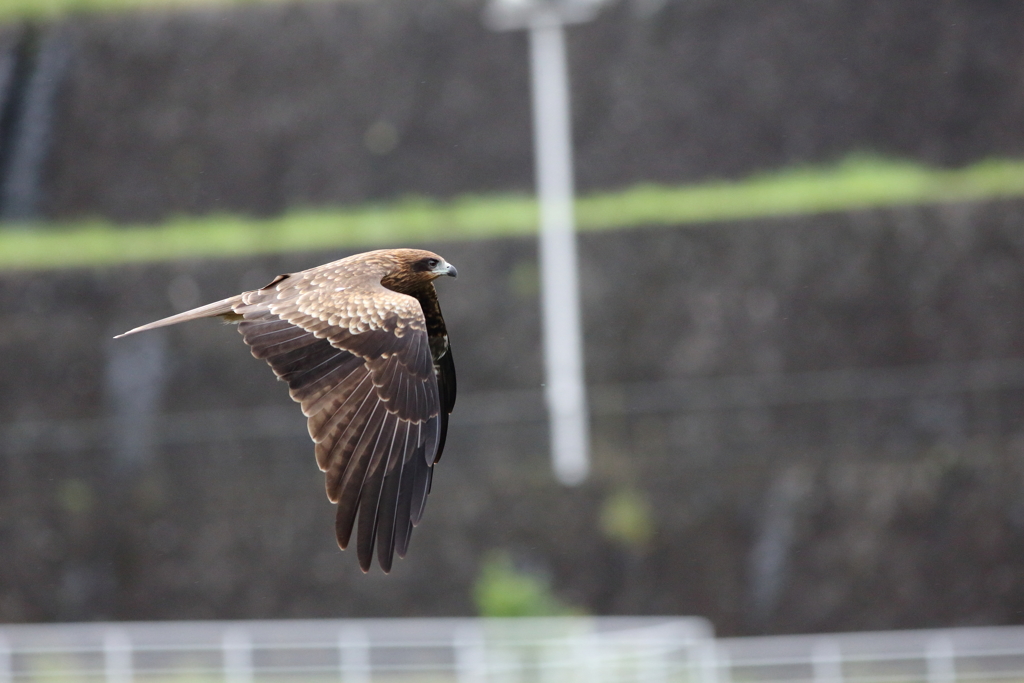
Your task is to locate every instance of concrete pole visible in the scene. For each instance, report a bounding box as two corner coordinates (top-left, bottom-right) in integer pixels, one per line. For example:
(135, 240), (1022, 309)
(528, 15), (590, 485)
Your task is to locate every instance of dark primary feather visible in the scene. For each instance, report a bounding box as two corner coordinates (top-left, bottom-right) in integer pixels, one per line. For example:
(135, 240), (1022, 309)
(115, 248), (457, 573)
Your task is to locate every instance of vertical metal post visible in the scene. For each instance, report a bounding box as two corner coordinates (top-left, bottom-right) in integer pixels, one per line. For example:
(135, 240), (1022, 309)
(454, 623), (487, 683)
(0, 634), (11, 683)
(338, 625), (371, 683)
(103, 629), (133, 683)
(812, 640), (843, 683)
(640, 632), (671, 683)
(528, 15), (590, 486)
(711, 640), (732, 683)
(926, 636), (956, 683)
(222, 629), (253, 683)
(697, 638), (719, 683)
(574, 629), (602, 683)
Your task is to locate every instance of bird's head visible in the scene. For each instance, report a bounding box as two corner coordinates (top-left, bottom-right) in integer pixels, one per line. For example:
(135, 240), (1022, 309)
(379, 248), (457, 292)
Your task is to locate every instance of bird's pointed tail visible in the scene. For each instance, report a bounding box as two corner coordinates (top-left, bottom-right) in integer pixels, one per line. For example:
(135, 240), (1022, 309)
(114, 295), (244, 338)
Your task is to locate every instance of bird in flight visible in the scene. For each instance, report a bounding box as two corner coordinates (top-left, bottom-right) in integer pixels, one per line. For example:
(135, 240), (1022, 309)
(116, 248), (457, 573)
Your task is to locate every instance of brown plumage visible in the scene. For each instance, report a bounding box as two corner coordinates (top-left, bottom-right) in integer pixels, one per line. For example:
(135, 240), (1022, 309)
(116, 248), (458, 573)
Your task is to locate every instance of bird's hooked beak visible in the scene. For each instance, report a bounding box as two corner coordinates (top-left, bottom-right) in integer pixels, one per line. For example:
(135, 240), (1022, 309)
(434, 260), (457, 279)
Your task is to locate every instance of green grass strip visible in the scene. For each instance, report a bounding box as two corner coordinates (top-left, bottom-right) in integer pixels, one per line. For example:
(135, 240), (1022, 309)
(2, 155), (1024, 272)
(0, 0), (302, 22)
(577, 155), (1024, 228)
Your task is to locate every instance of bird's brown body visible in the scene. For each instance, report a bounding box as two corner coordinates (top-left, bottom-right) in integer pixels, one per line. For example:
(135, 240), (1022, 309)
(117, 248), (457, 573)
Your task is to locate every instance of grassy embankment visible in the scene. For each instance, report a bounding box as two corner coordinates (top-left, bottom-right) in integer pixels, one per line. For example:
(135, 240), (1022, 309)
(2, 156), (1024, 271)
(0, 0), (299, 21)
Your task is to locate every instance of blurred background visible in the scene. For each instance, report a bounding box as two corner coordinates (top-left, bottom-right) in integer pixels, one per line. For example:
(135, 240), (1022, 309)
(2, 0), (1024, 647)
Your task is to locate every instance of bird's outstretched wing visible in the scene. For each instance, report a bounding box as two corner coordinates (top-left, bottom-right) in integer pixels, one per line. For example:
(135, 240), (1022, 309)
(115, 249), (456, 573)
(233, 266), (445, 573)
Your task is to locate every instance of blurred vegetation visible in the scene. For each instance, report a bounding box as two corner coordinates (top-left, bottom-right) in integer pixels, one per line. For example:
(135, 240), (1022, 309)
(0, 0), (309, 22)
(599, 488), (655, 550)
(473, 551), (580, 618)
(3, 156), (1024, 271)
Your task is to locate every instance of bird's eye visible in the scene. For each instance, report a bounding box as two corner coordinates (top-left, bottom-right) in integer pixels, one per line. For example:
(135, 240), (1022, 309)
(425, 258), (439, 269)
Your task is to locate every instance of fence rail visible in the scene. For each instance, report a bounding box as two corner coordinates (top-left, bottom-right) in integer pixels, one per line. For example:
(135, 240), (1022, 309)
(0, 618), (1022, 683)
(715, 626), (1024, 683)
(0, 617), (711, 682)
(8, 357), (1024, 456)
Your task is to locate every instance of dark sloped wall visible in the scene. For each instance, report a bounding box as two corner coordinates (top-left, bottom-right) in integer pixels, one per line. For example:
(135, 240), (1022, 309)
(3, 202), (1024, 633)
(22, 0), (1024, 222)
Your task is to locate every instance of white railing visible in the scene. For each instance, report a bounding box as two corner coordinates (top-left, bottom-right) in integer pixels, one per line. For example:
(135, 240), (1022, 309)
(0, 617), (711, 682)
(714, 626), (1024, 683)
(0, 618), (1022, 683)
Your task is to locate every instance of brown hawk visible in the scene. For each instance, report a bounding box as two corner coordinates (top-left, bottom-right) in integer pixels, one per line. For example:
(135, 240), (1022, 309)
(117, 248), (457, 573)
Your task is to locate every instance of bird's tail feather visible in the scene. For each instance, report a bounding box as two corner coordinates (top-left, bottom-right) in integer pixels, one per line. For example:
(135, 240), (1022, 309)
(114, 295), (243, 338)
